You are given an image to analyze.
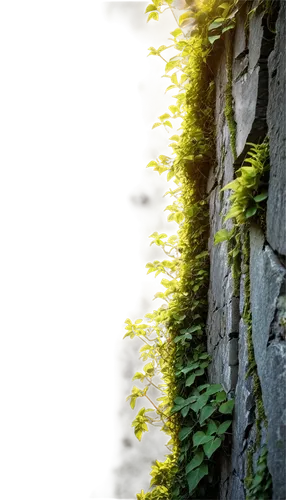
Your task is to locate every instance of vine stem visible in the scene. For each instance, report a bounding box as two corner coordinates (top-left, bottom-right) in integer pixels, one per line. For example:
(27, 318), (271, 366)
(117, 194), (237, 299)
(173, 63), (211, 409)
(168, 5), (180, 28)
(146, 377), (160, 390)
(144, 394), (168, 419)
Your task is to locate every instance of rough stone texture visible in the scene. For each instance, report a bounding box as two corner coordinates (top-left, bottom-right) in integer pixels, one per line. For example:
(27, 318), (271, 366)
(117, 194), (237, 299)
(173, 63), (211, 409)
(250, 225), (286, 499)
(266, 0), (286, 256)
(207, 2), (286, 499)
(233, 0), (276, 162)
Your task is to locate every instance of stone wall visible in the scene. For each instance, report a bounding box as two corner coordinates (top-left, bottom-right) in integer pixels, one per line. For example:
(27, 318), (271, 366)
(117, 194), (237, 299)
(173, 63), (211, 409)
(207, 1), (286, 499)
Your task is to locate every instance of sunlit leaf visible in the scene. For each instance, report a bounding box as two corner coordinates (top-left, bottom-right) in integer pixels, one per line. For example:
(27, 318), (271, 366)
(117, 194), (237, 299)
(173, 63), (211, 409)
(147, 11), (159, 22)
(178, 11), (193, 26)
(145, 4), (157, 14)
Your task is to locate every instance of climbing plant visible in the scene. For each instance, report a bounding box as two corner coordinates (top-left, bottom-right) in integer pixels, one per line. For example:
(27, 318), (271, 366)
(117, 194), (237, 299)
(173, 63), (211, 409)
(214, 125), (272, 498)
(123, 1), (244, 499)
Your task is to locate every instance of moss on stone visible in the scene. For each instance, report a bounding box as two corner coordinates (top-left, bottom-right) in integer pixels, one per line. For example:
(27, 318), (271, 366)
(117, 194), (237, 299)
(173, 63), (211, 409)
(242, 227), (271, 495)
(225, 36), (237, 160)
(245, 447), (255, 491)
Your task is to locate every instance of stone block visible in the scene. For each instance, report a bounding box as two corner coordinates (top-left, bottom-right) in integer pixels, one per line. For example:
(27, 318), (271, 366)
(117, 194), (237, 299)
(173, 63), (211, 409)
(266, 1), (286, 256)
(250, 225), (286, 499)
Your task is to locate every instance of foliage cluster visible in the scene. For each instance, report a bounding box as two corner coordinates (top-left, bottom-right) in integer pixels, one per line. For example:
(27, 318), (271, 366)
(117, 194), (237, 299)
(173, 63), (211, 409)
(245, 446), (272, 500)
(214, 141), (269, 242)
(123, 1), (242, 499)
(214, 140), (272, 494)
(117, 0), (272, 500)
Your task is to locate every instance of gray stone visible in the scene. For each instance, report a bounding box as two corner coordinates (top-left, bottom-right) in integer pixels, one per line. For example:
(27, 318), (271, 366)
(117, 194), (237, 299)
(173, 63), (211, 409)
(233, 2), (247, 61)
(223, 137), (235, 187)
(207, 306), (225, 355)
(206, 3), (285, 498)
(232, 320), (253, 461)
(233, 4), (275, 161)
(226, 297), (240, 336)
(227, 472), (245, 500)
(229, 338), (238, 366)
(266, 1), (286, 256)
(248, 5), (264, 73)
(229, 364), (239, 390)
(250, 225), (286, 499)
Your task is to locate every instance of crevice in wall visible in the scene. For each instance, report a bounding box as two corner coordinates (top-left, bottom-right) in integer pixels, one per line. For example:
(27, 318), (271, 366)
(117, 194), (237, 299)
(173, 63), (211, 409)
(234, 2), (279, 168)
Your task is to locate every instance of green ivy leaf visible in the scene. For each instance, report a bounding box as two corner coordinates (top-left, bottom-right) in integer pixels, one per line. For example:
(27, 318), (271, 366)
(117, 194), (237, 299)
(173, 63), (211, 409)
(193, 431), (213, 447)
(222, 24), (235, 33)
(245, 206), (257, 218)
(219, 399), (235, 414)
(194, 368), (204, 376)
(179, 427), (193, 441)
(186, 451), (204, 474)
(203, 437), (222, 458)
(251, 473), (264, 487)
(186, 373), (196, 387)
(189, 325), (203, 333)
(254, 191), (268, 202)
(216, 390), (227, 403)
(200, 361), (209, 369)
(208, 20), (223, 30)
(174, 332), (193, 344)
(181, 404), (191, 418)
(199, 353), (209, 360)
(206, 419), (218, 435)
(187, 463), (208, 493)
(205, 384), (223, 396)
(191, 393), (209, 413)
(199, 405), (216, 424)
(172, 396), (197, 413)
(183, 363), (200, 375)
(173, 396), (186, 405)
(217, 420), (232, 435)
(198, 383), (210, 392)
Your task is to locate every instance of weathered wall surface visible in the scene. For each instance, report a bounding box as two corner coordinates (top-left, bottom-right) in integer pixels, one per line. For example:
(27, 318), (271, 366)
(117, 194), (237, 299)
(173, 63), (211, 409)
(207, 1), (286, 499)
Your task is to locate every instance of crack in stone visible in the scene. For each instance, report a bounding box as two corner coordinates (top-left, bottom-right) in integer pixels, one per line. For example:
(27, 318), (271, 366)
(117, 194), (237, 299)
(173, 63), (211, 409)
(212, 333), (224, 351)
(264, 238), (286, 266)
(207, 179), (218, 197)
(235, 48), (249, 61)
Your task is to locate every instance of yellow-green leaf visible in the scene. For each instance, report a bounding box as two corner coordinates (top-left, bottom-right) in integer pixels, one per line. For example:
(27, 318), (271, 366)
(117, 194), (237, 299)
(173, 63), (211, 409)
(164, 56), (180, 71)
(170, 28), (183, 38)
(145, 4), (157, 14)
(218, 2), (231, 9)
(147, 11), (159, 22)
(221, 179), (240, 191)
(208, 35), (221, 45)
(133, 372), (145, 381)
(135, 428), (143, 440)
(178, 11), (193, 26)
(214, 228), (231, 245)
